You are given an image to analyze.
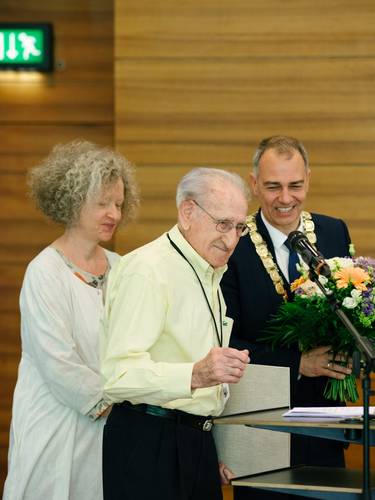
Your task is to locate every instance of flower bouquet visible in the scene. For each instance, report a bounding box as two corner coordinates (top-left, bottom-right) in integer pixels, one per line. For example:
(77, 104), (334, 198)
(264, 255), (375, 403)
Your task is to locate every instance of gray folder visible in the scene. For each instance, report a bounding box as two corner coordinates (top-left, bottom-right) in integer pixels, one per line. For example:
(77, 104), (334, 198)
(213, 364), (290, 478)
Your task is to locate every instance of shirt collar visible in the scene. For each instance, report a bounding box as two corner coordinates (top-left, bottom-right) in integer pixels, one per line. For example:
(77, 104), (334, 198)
(168, 225), (227, 282)
(260, 211), (303, 250)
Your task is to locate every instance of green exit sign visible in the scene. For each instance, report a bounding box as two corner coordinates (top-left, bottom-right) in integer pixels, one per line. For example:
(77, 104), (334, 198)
(0, 23), (53, 71)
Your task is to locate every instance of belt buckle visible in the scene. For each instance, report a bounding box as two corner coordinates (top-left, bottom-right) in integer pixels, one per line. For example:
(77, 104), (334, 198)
(202, 419), (213, 431)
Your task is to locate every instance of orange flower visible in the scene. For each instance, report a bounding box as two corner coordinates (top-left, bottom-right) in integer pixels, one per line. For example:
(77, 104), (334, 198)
(334, 267), (370, 291)
(290, 276), (307, 292)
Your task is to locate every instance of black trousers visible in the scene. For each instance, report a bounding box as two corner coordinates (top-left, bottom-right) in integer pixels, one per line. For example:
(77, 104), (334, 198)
(103, 404), (223, 500)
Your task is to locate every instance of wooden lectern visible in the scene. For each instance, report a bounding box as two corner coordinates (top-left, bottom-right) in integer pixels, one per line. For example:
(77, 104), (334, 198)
(214, 366), (375, 498)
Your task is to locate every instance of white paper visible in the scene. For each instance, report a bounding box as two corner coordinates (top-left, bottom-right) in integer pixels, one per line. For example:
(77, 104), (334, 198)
(283, 406), (375, 419)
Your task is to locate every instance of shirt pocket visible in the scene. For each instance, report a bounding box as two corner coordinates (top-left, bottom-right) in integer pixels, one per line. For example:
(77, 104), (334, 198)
(222, 315), (233, 347)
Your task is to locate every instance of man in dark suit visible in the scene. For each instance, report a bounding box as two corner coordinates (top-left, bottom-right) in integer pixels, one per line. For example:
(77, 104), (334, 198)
(221, 135), (352, 499)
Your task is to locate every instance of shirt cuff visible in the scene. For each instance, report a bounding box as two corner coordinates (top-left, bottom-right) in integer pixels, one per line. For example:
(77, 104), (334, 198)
(88, 398), (111, 421)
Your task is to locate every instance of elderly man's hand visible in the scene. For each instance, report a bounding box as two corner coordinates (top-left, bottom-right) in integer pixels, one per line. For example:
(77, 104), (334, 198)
(299, 346), (352, 379)
(191, 347), (250, 389)
(219, 462), (235, 485)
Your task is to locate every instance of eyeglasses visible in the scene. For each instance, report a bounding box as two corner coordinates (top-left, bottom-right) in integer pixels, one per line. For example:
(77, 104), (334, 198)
(192, 199), (249, 236)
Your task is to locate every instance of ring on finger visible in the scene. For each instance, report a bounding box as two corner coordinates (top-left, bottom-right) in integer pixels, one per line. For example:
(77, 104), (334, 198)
(327, 361), (331, 369)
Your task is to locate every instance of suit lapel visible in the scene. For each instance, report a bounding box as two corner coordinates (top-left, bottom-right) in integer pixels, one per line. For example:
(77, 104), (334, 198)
(255, 210), (291, 294)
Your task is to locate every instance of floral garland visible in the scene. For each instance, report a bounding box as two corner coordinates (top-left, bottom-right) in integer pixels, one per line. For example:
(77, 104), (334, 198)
(247, 211), (317, 299)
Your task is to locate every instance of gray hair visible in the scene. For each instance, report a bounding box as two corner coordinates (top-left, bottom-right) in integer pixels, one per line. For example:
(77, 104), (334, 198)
(29, 139), (139, 227)
(252, 135), (309, 176)
(176, 167), (250, 207)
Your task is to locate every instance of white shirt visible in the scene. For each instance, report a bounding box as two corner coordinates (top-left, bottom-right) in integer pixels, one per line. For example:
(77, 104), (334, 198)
(261, 211), (303, 283)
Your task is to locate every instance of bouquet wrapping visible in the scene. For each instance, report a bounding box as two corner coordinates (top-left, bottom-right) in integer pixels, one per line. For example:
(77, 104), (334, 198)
(264, 256), (375, 402)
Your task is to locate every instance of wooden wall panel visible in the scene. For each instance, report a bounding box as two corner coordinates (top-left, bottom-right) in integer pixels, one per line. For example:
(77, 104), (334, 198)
(115, 0), (375, 485)
(0, 0), (114, 492)
(114, 0), (375, 255)
(117, 0), (375, 58)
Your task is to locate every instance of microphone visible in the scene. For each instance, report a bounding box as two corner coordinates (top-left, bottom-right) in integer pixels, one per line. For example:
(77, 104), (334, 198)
(287, 231), (331, 277)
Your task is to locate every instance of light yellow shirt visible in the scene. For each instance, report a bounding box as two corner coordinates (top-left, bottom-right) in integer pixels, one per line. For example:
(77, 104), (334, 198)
(101, 225), (233, 417)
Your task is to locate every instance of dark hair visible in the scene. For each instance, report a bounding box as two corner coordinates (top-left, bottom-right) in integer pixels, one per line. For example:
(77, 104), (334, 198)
(252, 135), (309, 176)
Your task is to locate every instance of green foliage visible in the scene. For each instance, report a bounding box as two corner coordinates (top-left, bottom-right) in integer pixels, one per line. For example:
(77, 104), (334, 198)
(263, 257), (375, 403)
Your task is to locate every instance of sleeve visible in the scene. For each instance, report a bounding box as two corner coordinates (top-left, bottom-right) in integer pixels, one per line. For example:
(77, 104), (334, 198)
(220, 260), (243, 344)
(101, 265), (194, 405)
(20, 261), (108, 418)
(341, 219), (352, 252)
(222, 255), (302, 384)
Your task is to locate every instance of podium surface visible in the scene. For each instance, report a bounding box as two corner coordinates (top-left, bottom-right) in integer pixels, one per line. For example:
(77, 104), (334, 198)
(232, 467), (375, 499)
(215, 408), (375, 498)
(215, 407), (374, 429)
(214, 408), (375, 445)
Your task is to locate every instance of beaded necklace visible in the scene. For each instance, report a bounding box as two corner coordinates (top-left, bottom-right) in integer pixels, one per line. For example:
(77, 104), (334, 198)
(247, 210), (317, 300)
(53, 247), (110, 290)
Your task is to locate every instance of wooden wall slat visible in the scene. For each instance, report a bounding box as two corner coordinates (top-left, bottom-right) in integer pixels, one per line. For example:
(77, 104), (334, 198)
(0, 313), (20, 336)
(116, 59), (375, 90)
(111, 139), (375, 169)
(0, 82), (113, 122)
(116, 0), (375, 60)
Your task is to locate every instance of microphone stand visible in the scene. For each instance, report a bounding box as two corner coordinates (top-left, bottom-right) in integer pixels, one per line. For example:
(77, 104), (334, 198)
(308, 268), (375, 499)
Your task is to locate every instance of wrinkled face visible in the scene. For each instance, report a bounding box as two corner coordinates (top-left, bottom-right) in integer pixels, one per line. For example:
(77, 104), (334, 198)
(180, 181), (248, 268)
(77, 178), (124, 243)
(251, 149), (310, 235)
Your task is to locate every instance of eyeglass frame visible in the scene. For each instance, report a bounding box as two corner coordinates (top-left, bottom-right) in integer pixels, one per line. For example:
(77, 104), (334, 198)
(191, 199), (249, 236)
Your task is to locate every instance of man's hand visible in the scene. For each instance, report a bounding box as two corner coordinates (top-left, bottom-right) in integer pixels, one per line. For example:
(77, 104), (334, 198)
(100, 405), (113, 418)
(299, 346), (352, 379)
(191, 347), (250, 389)
(219, 462), (235, 485)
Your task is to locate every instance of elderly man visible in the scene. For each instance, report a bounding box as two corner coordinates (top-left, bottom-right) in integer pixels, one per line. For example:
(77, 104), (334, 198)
(221, 135), (352, 500)
(101, 167), (250, 500)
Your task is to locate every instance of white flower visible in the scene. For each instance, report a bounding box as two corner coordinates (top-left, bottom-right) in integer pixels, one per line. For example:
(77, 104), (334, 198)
(342, 289), (362, 309)
(318, 275), (328, 286)
(342, 297), (357, 309)
(326, 257), (353, 271)
(351, 289), (362, 299)
(297, 279), (324, 297)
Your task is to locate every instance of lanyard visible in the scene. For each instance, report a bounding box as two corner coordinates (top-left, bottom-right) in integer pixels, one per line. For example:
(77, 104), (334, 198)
(167, 233), (223, 348)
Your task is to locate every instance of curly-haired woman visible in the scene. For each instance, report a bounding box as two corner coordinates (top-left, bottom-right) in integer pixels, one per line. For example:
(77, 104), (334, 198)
(3, 140), (139, 500)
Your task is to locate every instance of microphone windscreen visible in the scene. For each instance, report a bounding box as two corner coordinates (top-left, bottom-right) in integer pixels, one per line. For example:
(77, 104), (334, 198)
(287, 230), (307, 251)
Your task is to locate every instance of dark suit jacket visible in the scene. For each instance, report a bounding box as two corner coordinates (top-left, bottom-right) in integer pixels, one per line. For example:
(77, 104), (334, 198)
(221, 211), (351, 467)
